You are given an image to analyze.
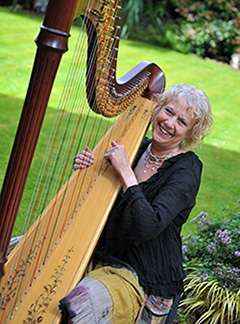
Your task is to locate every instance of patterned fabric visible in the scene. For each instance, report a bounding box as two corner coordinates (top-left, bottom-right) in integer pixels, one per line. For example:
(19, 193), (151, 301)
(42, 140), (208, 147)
(135, 295), (173, 324)
(59, 265), (144, 324)
(7, 235), (23, 254)
(60, 276), (112, 323)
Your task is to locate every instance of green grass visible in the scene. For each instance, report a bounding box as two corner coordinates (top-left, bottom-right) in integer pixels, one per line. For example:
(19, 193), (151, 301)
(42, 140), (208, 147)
(0, 7), (240, 236)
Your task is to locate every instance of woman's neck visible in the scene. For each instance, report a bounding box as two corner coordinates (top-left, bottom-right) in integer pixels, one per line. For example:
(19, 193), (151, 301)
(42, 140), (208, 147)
(151, 141), (188, 157)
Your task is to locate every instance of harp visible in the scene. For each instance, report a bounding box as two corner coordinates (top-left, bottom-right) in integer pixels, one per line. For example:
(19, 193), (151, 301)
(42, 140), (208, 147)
(0, 0), (165, 323)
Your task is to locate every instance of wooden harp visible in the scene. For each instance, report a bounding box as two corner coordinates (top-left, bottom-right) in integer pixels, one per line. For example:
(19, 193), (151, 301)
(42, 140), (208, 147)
(0, 0), (165, 323)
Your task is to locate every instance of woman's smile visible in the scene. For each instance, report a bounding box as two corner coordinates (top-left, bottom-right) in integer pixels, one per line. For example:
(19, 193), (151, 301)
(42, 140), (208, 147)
(151, 97), (195, 151)
(158, 123), (173, 137)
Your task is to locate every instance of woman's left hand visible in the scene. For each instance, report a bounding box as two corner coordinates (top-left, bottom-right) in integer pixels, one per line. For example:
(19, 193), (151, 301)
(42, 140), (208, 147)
(104, 141), (138, 191)
(104, 141), (130, 170)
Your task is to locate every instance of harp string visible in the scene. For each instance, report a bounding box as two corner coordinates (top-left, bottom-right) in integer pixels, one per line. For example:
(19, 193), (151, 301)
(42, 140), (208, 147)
(2, 0), (125, 315)
(28, 0), (109, 231)
(18, 1), (94, 241)
(32, 2), (114, 271)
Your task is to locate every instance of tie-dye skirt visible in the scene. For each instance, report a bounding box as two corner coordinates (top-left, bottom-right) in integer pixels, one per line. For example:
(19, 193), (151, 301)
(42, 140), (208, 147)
(59, 265), (173, 324)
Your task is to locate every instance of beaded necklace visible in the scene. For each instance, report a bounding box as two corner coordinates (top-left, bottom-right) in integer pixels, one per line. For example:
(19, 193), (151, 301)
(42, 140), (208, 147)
(143, 143), (179, 173)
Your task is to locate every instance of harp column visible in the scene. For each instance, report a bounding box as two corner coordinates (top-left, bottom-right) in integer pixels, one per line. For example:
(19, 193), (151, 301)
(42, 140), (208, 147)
(0, 0), (78, 281)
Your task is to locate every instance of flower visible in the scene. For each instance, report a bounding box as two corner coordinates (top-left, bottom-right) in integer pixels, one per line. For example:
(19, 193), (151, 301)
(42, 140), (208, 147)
(215, 230), (231, 244)
(184, 206), (239, 291)
(191, 212), (210, 228)
(207, 242), (216, 254)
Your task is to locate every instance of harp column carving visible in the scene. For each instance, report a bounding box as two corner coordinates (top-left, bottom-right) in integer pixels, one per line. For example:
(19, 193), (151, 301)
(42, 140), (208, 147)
(0, 0), (78, 281)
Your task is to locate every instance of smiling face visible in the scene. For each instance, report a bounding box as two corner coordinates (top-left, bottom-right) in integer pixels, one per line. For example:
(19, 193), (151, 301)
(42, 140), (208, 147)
(151, 96), (196, 153)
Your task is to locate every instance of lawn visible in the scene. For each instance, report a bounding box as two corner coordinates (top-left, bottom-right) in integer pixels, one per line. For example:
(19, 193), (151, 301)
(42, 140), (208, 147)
(0, 8), (240, 236)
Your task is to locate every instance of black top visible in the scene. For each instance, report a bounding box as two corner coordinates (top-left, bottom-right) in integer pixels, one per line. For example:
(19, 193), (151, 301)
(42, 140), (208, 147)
(99, 137), (202, 298)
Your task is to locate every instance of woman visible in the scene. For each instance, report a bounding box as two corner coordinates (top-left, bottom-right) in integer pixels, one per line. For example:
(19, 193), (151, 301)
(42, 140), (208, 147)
(59, 84), (213, 324)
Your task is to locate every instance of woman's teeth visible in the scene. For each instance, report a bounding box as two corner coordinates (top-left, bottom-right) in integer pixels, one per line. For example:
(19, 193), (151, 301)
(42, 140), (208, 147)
(159, 124), (171, 136)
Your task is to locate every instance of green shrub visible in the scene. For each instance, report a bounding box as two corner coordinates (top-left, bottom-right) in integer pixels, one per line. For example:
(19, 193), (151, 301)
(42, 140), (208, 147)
(181, 268), (240, 323)
(172, 0), (240, 62)
(121, 0), (240, 62)
(121, 0), (172, 39)
(180, 204), (240, 322)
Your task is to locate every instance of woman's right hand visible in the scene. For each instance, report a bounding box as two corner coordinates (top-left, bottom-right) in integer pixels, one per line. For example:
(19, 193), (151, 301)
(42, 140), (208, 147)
(73, 146), (95, 170)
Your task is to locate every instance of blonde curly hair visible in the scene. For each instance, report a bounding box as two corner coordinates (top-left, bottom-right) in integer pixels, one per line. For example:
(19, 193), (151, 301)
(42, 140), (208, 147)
(152, 84), (213, 149)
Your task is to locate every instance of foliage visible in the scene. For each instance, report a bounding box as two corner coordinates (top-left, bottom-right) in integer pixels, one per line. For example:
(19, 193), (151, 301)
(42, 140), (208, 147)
(121, 0), (172, 40)
(33, 0), (47, 13)
(181, 269), (240, 323)
(180, 204), (240, 322)
(11, 0), (35, 10)
(121, 0), (144, 38)
(172, 0), (240, 62)
(121, 0), (240, 62)
(183, 207), (240, 288)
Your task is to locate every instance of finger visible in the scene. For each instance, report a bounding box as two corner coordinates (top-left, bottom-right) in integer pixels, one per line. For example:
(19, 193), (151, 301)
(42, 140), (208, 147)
(104, 157), (112, 165)
(85, 146), (95, 159)
(83, 147), (95, 160)
(103, 151), (110, 160)
(74, 146), (92, 157)
(103, 151), (112, 164)
(77, 152), (94, 161)
(105, 142), (118, 156)
(73, 159), (91, 170)
(73, 163), (80, 170)
(75, 157), (90, 164)
(75, 152), (94, 162)
(75, 158), (94, 168)
(111, 140), (118, 147)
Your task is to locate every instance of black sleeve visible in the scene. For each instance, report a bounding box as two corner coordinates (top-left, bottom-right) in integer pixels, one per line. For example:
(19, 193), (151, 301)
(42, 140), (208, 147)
(105, 155), (202, 249)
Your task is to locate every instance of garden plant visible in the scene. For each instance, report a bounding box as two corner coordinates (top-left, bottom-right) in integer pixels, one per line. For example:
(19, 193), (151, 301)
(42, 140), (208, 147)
(179, 205), (240, 323)
(121, 0), (240, 63)
(173, 0), (240, 62)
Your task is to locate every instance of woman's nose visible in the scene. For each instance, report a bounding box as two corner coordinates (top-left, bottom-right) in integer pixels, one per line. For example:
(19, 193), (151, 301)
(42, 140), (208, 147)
(165, 117), (176, 128)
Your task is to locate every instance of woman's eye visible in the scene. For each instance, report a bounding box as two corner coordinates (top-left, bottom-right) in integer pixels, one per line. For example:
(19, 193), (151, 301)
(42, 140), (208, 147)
(165, 108), (173, 114)
(179, 119), (187, 126)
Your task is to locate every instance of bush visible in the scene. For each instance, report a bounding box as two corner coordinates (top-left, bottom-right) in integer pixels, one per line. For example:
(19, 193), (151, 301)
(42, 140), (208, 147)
(172, 0), (240, 62)
(121, 0), (177, 48)
(121, 0), (240, 63)
(33, 0), (47, 14)
(180, 204), (240, 323)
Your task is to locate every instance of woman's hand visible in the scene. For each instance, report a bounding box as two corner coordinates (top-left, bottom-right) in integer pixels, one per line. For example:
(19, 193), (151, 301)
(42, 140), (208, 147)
(73, 146), (95, 170)
(104, 141), (138, 191)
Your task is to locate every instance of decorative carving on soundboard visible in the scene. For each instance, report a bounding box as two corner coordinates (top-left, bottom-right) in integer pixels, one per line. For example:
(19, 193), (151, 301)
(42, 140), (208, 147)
(22, 247), (74, 323)
(124, 104), (138, 121)
(140, 109), (150, 125)
(0, 237), (43, 311)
